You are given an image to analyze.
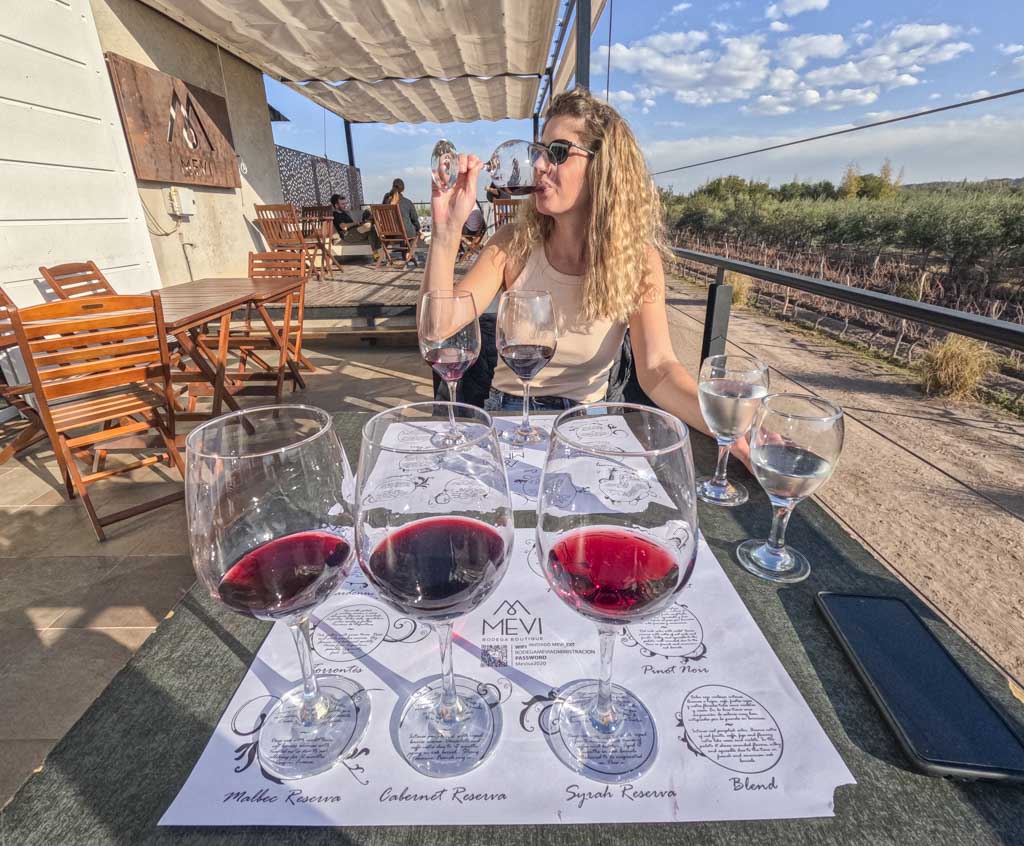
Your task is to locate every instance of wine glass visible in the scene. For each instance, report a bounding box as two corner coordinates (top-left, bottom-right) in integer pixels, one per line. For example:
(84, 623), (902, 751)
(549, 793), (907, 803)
(418, 290), (481, 447)
(432, 139), (539, 194)
(497, 289), (557, 445)
(536, 403), (699, 783)
(696, 354), (769, 506)
(355, 402), (514, 778)
(737, 393), (844, 583)
(185, 405), (369, 780)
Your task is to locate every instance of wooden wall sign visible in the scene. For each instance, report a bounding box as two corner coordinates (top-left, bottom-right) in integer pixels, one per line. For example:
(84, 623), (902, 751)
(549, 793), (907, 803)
(105, 52), (241, 189)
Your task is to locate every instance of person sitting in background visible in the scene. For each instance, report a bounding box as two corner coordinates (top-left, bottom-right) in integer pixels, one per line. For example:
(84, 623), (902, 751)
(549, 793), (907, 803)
(458, 201), (487, 261)
(485, 181), (511, 202)
(383, 178), (421, 268)
(331, 194), (379, 260)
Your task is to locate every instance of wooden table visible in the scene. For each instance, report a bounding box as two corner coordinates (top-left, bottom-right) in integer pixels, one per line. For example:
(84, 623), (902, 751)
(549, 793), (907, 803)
(4, 414), (1022, 844)
(160, 277), (305, 417)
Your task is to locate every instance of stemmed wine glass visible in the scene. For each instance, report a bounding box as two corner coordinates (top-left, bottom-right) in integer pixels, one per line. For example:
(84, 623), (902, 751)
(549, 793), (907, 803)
(432, 139), (539, 194)
(536, 403), (699, 783)
(696, 354), (769, 506)
(185, 405), (369, 780)
(737, 393), (844, 583)
(356, 402), (514, 777)
(418, 290), (481, 447)
(497, 289), (557, 445)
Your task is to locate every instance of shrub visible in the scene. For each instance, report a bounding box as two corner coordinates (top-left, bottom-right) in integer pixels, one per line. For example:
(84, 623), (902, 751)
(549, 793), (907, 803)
(918, 335), (997, 399)
(725, 271), (753, 306)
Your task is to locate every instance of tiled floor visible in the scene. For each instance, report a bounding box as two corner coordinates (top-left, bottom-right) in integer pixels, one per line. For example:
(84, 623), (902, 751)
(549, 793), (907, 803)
(0, 342), (431, 806)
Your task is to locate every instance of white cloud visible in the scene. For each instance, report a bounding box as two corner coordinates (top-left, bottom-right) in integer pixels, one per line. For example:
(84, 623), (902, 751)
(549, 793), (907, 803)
(647, 114), (1024, 195)
(854, 33), (870, 46)
(854, 20), (874, 31)
(767, 67), (800, 91)
(1016, 55), (1024, 74)
(888, 73), (920, 88)
(670, 2), (692, 12)
(769, 21), (790, 32)
(608, 89), (637, 107)
(997, 43), (1024, 55)
(968, 89), (992, 98)
(765, 0), (828, 21)
(778, 34), (847, 69)
(656, 120), (689, 128)
(711, 21), (733, 33)
(381, 125), (433, 136)
(637, 30), (709, 53)
(821, 86), (880, 110)
(928, 92), (942, 100)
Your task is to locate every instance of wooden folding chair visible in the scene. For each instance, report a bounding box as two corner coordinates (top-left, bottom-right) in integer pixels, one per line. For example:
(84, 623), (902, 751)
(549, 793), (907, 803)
(492, 198), (523, 229)
(0, 289), (47, 465)
(10, 293), (184, 541)
(39, 261), (116, 300)
(255, 204), (329, 279)
(369, 204), (415, 268)
(459, 227), (486, 263)
(225, 251), (309, 401)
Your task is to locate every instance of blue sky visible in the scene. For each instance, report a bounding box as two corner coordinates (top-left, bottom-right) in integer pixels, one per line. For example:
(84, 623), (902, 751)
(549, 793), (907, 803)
(265, 0), (1023, 202)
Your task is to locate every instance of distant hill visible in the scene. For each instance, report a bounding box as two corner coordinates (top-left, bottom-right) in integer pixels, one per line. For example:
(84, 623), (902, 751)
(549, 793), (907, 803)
(902, 177), (1024, 193)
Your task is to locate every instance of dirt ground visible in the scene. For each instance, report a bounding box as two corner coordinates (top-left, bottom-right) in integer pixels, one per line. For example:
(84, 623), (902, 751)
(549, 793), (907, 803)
(664, 275), (1024, 686)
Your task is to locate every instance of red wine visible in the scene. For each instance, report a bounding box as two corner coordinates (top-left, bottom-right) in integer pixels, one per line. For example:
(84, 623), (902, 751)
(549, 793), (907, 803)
(365, 516), (508, 621)
(500, 344), (555, 381)
(546, 528), (691, 623)
(425, 347), (477, 382)
(505, 186), (536, 196)
(218, 531), (351, 620)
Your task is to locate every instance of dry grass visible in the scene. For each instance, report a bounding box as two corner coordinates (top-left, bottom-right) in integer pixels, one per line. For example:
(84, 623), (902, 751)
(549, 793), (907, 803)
(726, 271), (754, 306)
(918, 335), (997, 399)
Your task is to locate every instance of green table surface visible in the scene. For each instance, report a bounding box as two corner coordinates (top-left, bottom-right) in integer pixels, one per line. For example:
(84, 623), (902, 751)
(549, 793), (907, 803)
(4, 411), (1023, 845)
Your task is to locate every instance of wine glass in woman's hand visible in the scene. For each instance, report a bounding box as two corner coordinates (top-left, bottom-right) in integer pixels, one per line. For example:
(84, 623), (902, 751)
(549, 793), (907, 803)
(186, 405), (369, 781)
(430, 152), (482, 239)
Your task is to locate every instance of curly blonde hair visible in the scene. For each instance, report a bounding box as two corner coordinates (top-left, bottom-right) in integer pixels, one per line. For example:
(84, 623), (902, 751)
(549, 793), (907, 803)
(507, 88), (666, 323)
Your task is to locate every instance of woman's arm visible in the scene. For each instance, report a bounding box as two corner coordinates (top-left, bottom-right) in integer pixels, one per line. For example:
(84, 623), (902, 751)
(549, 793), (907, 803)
(628, 249), (752, 469)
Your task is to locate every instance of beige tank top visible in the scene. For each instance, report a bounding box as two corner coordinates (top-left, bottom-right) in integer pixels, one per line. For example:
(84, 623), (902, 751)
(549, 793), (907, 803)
(491, 246), (626, 403)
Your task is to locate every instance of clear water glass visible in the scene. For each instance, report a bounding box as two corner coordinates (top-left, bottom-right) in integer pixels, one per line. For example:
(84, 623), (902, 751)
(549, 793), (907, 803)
(737, 393), (844, 583)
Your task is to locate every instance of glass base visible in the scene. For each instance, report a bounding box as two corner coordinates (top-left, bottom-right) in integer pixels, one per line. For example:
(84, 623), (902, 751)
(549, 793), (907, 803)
(499, 424), (547, 446)
(544, 680), (658, 784)
(396, 676), (500, 778)
(697, 476), (748, 506)
(736, 538), (811, 583)
(258, 676), (370, 780)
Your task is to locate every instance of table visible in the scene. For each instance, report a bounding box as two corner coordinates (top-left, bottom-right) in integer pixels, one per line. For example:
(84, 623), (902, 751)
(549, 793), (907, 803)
(3, 414), (1022, 844)
(160, 277), (305, 416)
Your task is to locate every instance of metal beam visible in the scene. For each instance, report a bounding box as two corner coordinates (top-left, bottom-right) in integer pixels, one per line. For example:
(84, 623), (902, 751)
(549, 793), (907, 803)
(575, 0), (591, 89)
(533, 114), (540, 141)
(344, 119), (355, 168)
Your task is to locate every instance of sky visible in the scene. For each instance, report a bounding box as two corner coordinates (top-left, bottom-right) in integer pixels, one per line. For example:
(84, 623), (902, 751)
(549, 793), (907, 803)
(264, 0), (1024, 203)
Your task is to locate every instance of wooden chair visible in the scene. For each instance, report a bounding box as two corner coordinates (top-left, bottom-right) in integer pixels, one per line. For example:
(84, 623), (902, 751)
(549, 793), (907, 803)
(255, 204), (329, 279)
(369, 204), (415, 268)
(459, 226), (486, 263)
(0, 289), (47, 465)
(226, 251), (309, 401)
(10, 293), (184, 540)
(492, 198), (523, 229)
(39, 262), (116, 300)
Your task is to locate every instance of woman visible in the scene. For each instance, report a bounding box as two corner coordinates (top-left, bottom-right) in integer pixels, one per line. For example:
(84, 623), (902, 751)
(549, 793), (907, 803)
(383, 178), (421, 268)
(421, 88), (748, 464)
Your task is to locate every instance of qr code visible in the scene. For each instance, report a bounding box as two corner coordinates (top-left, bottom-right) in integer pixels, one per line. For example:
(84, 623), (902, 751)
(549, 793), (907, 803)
(481, 644), (509, 668)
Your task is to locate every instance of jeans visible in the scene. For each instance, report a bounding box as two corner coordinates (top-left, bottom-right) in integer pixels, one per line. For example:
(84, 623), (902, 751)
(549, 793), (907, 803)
(483, 387), (577, 412)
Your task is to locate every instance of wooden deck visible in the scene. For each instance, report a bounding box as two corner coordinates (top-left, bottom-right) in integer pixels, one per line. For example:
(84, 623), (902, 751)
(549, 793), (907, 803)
(302, 262), (469, 319)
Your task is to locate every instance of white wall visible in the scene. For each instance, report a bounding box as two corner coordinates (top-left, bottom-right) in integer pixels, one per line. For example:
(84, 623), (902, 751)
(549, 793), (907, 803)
(0, 0), (159, 305)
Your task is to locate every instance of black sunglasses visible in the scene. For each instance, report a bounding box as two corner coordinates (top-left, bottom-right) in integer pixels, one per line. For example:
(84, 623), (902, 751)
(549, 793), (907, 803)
(528, 138), (596, 166)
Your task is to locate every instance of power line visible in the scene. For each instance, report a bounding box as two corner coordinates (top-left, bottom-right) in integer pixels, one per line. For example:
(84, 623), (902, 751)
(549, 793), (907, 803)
(652, 86), (1024, 177)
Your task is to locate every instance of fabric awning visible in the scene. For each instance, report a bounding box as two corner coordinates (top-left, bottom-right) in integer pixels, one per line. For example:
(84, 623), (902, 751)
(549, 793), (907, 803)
(138, 0), (559, 123)
(286, 76), (540, 124)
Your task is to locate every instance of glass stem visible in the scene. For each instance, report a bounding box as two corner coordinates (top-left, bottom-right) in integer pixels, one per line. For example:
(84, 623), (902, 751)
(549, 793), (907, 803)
(712, 441), (732, 486)
(520, 379), (532, 432)
(767, 503), (795, 551)
(289, 615), (322, 725)
(446, 379), (458, 428)
(436, 621), (461, 723)
(589, 626), (621, 733)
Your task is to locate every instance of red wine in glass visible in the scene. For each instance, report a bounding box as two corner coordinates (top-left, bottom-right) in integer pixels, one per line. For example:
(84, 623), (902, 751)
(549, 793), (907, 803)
(499, 343), (555, 381)
(424, 347), (477, 382)
(546, 527), (693, 622)
(365, 516), (508, 622)
(218, 531), (351, 621)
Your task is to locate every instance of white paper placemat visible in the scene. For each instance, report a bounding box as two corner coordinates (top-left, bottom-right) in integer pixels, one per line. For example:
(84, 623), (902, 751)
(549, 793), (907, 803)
(161, 530), (854, 827)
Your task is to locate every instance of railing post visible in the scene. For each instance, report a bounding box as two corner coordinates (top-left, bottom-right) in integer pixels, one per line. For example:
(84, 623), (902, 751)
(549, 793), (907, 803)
(701, 266), (733, 364)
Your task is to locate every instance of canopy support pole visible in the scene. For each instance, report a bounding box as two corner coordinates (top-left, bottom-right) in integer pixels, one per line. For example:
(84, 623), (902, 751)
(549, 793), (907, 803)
(344, 119), (355, 168)
(575, 0), (591, 89)
(533, 113), (540, 141)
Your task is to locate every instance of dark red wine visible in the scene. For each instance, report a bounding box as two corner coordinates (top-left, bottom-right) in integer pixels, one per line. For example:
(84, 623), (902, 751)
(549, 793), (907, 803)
(425, 347), (477, 382)
(500, 344), (555, 380)
(546, 528), (691, 622)
(505, 185), (536, 196)
(365, 517), (507, 621)
(218, 531), (350, 620)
